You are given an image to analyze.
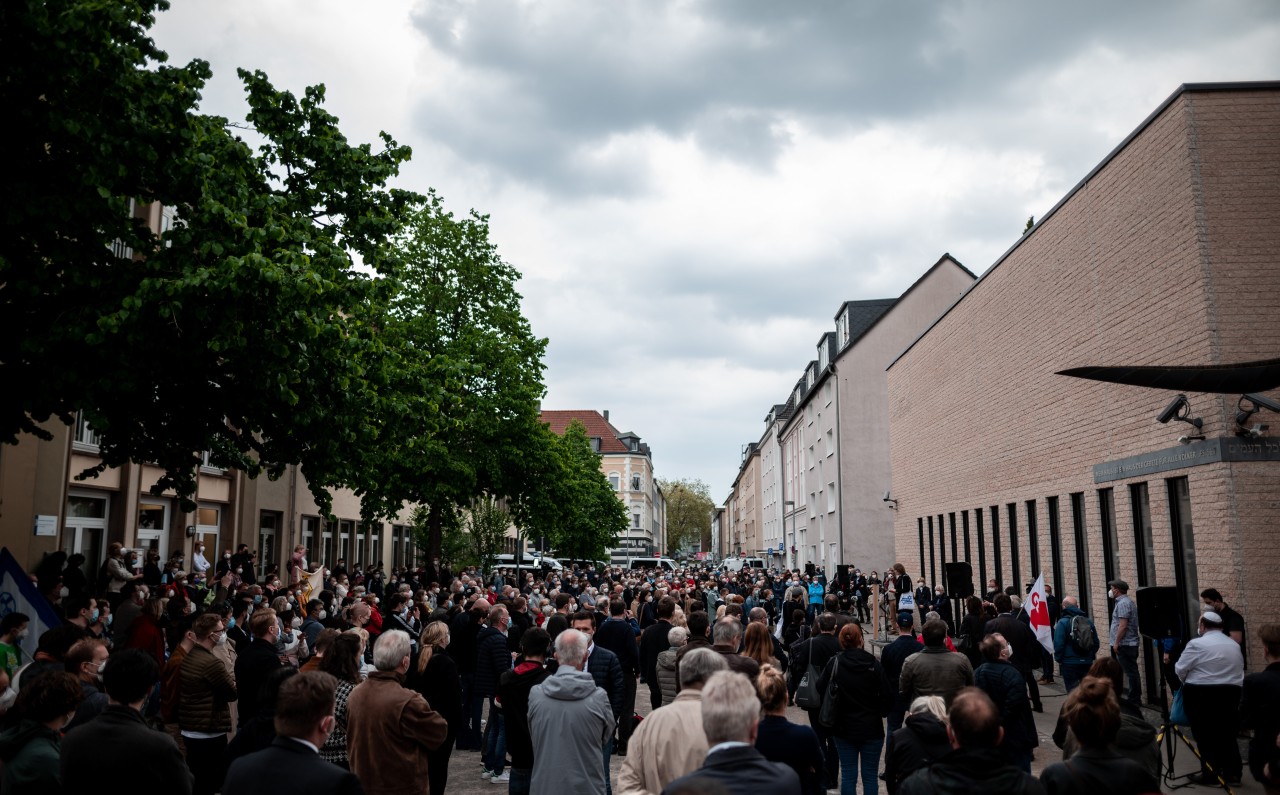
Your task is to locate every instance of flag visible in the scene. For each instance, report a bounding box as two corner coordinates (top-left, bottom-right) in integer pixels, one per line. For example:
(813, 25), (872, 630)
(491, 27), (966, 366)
(1022, 573), (1055, 654)
(0, 547), (62, 663)
(300, 566), (327, 603)
(773, 611), (784, 641)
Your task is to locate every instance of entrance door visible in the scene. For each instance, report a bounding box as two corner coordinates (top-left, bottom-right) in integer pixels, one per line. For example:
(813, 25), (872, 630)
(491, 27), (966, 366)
(64, 493), (109, 584)
(137, 499), (170, 568)
(194, 505), (221, 562)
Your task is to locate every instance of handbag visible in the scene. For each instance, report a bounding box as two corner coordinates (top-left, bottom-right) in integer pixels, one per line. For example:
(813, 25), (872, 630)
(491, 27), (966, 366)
(794, 640), (822, 710)
(1169, 687), (1190, 726)
(818, 656), (842, 727)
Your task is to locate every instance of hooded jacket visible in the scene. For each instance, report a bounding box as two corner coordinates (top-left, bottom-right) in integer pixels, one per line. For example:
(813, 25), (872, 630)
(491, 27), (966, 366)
(498, 660), (552, 770)
(528, 667), (615, 795)
(898, 747), (1045, 795)
(0, 720), (62, 795)
(1052, 699), (1158, 780)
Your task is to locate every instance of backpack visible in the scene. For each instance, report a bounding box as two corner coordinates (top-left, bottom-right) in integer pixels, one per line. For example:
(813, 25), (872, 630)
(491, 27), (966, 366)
(1069, 615), (1098, 654)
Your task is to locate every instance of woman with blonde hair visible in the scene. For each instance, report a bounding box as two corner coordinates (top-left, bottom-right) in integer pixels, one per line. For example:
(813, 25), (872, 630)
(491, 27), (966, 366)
(884, 696), (950, 793)
(743, 621), (780, 670)
(755, 663), (825, 795)
(407, 621), (462, 795)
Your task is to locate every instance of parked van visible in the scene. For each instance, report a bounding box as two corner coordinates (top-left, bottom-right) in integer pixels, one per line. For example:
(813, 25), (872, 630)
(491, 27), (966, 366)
(723, 557), (766, 573)
(620, 556), (677, 573)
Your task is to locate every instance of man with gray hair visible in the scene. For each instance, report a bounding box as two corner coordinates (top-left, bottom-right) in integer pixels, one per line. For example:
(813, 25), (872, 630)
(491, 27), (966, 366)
(661, 670), (801, 795)
(711, 617), (760, 680)
(529, 629), (615, 795)
(346, 629), (448, 795)
(619, 647), (728, 795)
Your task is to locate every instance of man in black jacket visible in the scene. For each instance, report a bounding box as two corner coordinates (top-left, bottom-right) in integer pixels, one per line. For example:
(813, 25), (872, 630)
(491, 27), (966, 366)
(661, 669), (801, 795)
(639, 596), (677, 709)
(450, 597), (488, 750)
(234, 608), (283, 728)
(498, 628), (553, 795)
(572, 612), (626, 795)
(595, 599), (641, 754)
(983, 594), (1043, 712)
(62, 649), (193, 793)
(789, 612), (842, 791)
(476, 604), (513, 781)
(972, 634), (1037, 773)
(223, 671), (364, 795)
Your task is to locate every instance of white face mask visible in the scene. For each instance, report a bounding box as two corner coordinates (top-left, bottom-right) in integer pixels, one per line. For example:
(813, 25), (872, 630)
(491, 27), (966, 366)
(215, 633), (228, 646)
(1004, 644), (1014, 659)
(317, 610), (327, 621)
(291, 617), (302, 629)
(59, 586), (70, 599)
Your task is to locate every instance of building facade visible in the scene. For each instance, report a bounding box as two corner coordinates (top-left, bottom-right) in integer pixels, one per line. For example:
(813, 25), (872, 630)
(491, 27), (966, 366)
(888, 83), (1280, 679)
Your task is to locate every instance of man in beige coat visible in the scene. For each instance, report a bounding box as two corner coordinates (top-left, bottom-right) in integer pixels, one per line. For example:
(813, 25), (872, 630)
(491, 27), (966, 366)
(618, 647), (728, 795)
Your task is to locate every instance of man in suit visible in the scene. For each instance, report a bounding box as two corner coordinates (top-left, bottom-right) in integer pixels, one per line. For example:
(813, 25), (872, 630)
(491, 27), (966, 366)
(639, 596), (677, 709)
(984, 593), (1043, 712)
(571, 612), (625, 795)
(661, 669), (801, 795)
(234, 607), (283, 727)
(223, 670), (363, 795)
(61, 648), (193, 793)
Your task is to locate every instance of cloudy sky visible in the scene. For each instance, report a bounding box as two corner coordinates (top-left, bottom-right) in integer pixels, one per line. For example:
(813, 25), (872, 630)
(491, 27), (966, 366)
(151, 2), (1280, 502)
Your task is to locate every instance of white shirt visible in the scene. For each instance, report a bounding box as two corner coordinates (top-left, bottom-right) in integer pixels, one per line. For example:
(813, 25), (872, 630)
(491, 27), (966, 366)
(1175, 629), (1244, 686)
(192, 551), (211, 574)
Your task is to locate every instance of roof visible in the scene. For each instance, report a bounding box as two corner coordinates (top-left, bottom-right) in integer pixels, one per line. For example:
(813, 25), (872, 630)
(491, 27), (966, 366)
(539, 409), (633, 454)
(889, 82), (1280, 369)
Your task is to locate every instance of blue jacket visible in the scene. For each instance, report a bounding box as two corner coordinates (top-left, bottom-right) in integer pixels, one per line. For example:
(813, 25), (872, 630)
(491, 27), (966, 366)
(807, 582), (825, 605)
(1053, 606), (1099, 666)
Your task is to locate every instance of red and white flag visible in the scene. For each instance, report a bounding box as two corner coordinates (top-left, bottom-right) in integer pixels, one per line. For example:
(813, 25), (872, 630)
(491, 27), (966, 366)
(1022, 573), (1055, 654)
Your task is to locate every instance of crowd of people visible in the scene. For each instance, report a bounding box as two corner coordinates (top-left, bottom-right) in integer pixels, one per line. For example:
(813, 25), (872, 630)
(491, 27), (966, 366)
(0, 546), (1276, 795)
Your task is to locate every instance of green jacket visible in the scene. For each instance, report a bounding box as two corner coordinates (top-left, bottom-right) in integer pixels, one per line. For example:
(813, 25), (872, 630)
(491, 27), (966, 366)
(0, 719), (62, 795)
(178, 645), (237, 733)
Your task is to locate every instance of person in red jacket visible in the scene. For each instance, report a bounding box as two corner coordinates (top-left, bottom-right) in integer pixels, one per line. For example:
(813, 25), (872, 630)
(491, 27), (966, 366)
(125, 597), (167, 668)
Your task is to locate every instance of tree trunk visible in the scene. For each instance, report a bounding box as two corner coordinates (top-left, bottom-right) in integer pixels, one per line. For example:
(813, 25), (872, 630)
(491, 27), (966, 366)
(428, 503), (444, 564)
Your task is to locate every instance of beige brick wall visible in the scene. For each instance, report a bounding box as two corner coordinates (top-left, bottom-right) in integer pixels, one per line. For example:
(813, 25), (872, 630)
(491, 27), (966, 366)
(888, 87), (1280, 672)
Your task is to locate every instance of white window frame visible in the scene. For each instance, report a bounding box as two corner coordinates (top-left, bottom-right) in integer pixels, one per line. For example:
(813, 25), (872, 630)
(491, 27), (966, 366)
(72, 413), (102, 452)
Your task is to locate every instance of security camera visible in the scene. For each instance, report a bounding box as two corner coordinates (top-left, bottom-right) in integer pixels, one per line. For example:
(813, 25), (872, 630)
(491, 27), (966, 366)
(1243, 393), (1280, 413)
(882, 490), (892, 502)
(1156, 395), (1189, 424)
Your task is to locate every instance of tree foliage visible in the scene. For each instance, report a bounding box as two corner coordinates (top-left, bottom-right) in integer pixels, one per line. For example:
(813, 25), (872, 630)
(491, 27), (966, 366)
(658, 478), (714, 554)
(463, 497), (512, 574)
(512, 421), (627, 563)
(1, 0), (424, 512)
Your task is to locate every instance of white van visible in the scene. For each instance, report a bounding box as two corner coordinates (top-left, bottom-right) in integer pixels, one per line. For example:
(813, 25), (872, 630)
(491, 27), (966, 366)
(622, 556), (677, 573)
(723, 557), (766, 573)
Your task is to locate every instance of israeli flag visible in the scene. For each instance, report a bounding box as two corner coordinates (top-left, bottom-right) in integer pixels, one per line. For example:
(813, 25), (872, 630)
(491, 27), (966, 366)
(0, 547), (62, 662)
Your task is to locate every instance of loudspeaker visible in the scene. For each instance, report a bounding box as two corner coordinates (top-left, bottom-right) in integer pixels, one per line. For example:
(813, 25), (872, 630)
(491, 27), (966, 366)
(1136, 586), (1187, 640)
(944, 562), (974, 598)
(836, 565), (852, 591)
(805, 563), (816, 577)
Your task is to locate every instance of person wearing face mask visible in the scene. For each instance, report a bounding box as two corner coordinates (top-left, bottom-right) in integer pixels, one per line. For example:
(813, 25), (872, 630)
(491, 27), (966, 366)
(191, 542), (211, 577)
(180, 614), (238, 795)
(0, 614), (30, 682)
(300, 600), (327, 653)
(0, 670), (84, 792)
(63, 638), (110, 731)
(382, 594), (418, 655)
(234, 609), (282, 731)
(971, 633), (1037, 773)
(914, 579), (932, 628)
(930, 586), (954, 633)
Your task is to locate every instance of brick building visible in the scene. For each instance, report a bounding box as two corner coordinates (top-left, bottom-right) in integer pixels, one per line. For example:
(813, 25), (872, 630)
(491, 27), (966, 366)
(887, 82), (1280, 683)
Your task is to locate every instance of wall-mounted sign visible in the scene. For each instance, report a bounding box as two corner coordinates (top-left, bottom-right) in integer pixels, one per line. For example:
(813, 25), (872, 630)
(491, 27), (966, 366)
(33, 515), (58, 537)
(1093, 436), (1280, 483)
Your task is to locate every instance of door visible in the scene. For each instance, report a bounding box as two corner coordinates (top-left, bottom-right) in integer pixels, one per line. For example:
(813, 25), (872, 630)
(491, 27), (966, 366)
(64, 493), (109, 584)
(194, 505), (221, 563)
(136, 499), (170, 567)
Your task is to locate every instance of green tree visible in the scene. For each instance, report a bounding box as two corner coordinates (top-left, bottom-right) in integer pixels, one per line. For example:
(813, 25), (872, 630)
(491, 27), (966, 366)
(350, 192), (549, 557)
(1023, 215), (1036, 235)
(464, 497), (512, 574)
(515, 421), (626, 563)
(1, 0), (427, 512)
(658, 478), (714, 553)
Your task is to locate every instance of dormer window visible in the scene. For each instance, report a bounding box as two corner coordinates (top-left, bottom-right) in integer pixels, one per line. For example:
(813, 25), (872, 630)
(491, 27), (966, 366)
(590, 437), (602, 452)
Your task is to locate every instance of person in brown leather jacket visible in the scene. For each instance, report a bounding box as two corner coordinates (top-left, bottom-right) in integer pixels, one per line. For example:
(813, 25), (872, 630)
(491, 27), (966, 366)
(346, 629), (448, 795)
(178, 613), (237, 795)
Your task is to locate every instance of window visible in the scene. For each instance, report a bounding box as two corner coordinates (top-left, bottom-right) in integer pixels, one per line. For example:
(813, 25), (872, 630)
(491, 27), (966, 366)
(917, 518), (926, 579)
(807, 445), (815, 469)
(808, 493), (817, 519)
(949, 513), (958, 561)
(72, 413), (101, 451)
(927, 516), (936, 585)
(339, 519), (354, 563)
(825, 429), (834, 456)
(1047, 496), (1064, 600)
(961, 510), (972, 564)
(1098, 488), (1118, 618)
(975, 508), (987, 592)
(633, 512), (641, 529)
(1026, 499), (1040, 578)
(302, 516), (319, 564)
(195, 504), (221, 558)
(826, 482), (836, 513)
(1129, 483), (1156, 587)
(937, 513), (947, 589)
(631, 474), (641, 492)
(258, 511), (281, 568)
(1070, 493), (1090, 612)
(109, 198), (137, 260)
(989, 506), (1002, 590)
(199, 450), (226, 473)
(1007, 503), (1020, 591)
(1166, 477), (1198, 633)
(590, 437), (601, 452)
